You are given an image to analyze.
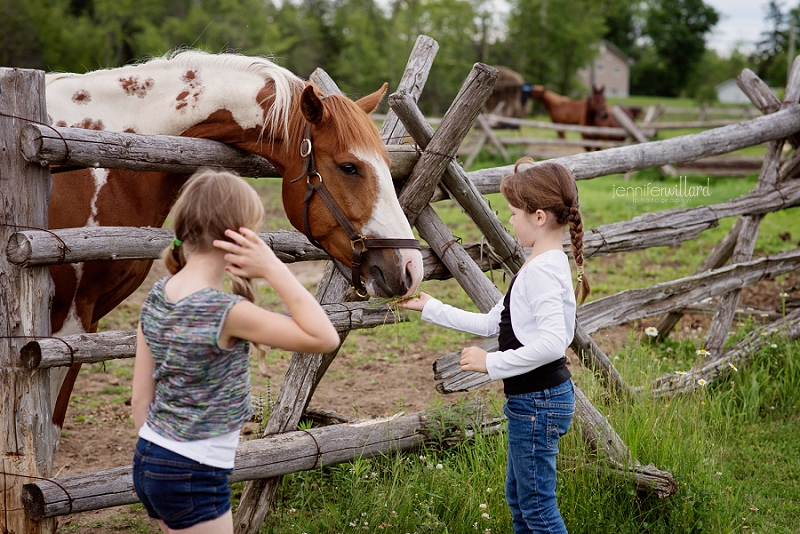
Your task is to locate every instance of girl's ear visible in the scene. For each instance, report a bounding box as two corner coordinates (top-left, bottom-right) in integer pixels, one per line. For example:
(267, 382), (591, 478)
(535, 209), (548, 226)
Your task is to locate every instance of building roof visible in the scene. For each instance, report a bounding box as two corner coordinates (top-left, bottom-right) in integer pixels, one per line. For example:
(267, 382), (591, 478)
(599, 40), (634, 65)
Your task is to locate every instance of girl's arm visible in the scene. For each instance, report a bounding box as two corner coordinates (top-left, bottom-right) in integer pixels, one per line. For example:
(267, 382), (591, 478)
(131, 324), (156, 433)
(215, 227), (340, 354)
(399, 291), (503, 336)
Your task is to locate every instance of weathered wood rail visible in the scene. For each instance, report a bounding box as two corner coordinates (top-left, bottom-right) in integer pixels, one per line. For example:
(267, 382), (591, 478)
(22, 402), (502, 520)
(19, 301), (407, 368)
(21, 123), (420, 181)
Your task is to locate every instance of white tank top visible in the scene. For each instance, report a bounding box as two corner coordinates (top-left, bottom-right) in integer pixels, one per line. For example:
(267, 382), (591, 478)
(139, 422), (239, 469)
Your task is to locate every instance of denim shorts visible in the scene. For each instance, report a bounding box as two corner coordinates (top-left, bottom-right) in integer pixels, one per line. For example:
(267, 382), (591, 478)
(132, 438), (233, 530)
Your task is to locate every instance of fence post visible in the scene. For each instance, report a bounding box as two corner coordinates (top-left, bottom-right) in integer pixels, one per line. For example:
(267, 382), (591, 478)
(0, 68), (57, 532)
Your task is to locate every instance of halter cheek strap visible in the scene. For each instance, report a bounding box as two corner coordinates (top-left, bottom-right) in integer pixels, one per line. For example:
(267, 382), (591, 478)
(291, 123), (421, 296)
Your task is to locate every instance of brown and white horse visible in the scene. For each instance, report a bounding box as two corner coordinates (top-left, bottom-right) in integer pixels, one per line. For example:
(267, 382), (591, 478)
(530, 84), (642, 150)
(45, 51), (423, 428)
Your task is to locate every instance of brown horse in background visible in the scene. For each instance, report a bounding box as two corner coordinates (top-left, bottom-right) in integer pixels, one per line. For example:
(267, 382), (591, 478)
(531, 84), (642, 150)
(530, 84), (587, 139)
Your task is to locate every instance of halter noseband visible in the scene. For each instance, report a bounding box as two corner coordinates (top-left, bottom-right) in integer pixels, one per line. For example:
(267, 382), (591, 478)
(291, 122), (421, 296)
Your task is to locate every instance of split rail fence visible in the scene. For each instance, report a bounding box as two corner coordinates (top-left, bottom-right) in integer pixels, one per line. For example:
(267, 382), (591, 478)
(2, 37), (800, 534)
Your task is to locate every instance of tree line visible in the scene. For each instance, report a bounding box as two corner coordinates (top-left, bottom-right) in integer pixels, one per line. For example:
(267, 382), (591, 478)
(1, 0), (792, 112)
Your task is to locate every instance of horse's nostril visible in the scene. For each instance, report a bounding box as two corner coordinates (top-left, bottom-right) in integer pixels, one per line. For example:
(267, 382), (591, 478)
(369, 265), (393, 296)
(403, 262), (415, 292)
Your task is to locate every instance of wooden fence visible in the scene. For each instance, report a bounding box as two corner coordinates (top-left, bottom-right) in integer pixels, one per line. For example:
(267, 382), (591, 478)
(3, 38), (800, 533)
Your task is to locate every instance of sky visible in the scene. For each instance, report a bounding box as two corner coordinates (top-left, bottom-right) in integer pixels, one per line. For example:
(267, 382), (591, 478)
(703, 0), (774, 55)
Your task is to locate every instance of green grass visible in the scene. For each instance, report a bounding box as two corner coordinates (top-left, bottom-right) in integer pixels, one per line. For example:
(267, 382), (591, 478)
(223, 164), (800, 533)
(239, 332), (800, 533)
(91, 115), (800, 532)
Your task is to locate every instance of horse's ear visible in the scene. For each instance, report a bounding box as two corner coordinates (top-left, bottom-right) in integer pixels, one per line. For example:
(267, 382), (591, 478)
(301, 85), (327, 125)
(355, 83), (388, 114)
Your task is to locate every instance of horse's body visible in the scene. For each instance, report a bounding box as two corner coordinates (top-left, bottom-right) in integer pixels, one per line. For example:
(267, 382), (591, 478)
(530, 85), (586, 139)
(531, 84), (643, 151)
(45, 51), (423, 428)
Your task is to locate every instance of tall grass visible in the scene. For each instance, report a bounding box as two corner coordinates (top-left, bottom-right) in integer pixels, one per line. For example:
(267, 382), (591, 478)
(234, 331), (799, 533)
(226, 166), (800, 533)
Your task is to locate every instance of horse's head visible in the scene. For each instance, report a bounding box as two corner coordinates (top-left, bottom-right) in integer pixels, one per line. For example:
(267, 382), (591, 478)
(530, 85), (547, 100)
(587, 85), (609, 121)
(281, 84), (423, 298)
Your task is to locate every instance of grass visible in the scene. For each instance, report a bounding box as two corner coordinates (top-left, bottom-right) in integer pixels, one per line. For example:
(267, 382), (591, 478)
(239, 331), (800, 533)
(218, 164), (800, 533)
(88, 95), (800, 532)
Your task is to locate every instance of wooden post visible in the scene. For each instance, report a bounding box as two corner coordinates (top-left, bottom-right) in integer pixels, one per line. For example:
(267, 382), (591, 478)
(0, 68), (57, 533)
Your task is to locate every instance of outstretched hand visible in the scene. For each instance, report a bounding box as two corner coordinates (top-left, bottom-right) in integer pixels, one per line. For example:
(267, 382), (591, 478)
(213, 227), (282, 280)
(395, 291), (433, 312)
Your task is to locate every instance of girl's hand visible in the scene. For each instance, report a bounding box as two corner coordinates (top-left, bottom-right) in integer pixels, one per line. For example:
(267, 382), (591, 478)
(213, 227), (282, 280)
(395, 291), (433, 312)
(460, 346), (488, 374)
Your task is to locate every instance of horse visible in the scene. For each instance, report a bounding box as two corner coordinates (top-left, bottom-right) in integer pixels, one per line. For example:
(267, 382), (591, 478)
(581, 85), (643, 150)
(44, 50), (424, 429)
(529, 85), (587, 139)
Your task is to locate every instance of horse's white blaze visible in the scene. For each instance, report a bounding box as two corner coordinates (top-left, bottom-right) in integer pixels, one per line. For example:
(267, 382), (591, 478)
(87, 168), (109, 227)
(45, 51), (304, 142)
(356, 148), (423, 295)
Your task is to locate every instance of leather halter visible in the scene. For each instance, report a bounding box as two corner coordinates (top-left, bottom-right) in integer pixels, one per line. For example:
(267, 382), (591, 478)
(291, 122), (421, 296)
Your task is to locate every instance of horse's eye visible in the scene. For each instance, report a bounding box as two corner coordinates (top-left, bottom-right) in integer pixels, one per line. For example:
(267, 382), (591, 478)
(339, 163), (359, 176)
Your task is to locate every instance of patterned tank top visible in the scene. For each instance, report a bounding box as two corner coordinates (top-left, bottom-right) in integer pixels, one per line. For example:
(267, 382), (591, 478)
(140, 277), (253, 441)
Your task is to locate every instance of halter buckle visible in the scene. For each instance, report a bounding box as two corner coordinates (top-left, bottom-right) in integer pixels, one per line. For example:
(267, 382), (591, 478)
(350, 235), (367, 251)
(300, 138), (312, 158)
(307, 172), (323, 185)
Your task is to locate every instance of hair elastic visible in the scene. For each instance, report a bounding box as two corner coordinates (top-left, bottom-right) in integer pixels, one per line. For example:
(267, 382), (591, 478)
(171, 238), (184, 249)
(576, 264), (585, 283)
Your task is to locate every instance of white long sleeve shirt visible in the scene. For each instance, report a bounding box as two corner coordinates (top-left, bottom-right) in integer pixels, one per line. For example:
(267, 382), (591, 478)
(421, 249), (575, 381)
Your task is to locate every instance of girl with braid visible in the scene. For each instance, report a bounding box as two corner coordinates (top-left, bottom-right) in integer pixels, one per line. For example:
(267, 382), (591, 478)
(131, 169), (339, 534)
(400, 158), (589, 533)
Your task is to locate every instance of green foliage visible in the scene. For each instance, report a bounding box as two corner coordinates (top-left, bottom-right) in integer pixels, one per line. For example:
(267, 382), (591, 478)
(504, 0), (607, 96)
(631, 0), (719, 97)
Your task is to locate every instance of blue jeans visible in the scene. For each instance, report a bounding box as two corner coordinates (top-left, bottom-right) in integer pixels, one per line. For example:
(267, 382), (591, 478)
(503, 379), (574, 534)
(132, 438), (233, 530)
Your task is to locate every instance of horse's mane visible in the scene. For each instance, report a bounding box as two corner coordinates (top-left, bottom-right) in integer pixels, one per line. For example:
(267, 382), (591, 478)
(155, 50), (306, 143)
(47, 50), (308, 145)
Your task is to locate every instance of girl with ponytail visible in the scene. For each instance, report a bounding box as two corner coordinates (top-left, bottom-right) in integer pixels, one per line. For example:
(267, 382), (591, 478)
(132, 169), (339, 534)
(400, 158), (588, 533)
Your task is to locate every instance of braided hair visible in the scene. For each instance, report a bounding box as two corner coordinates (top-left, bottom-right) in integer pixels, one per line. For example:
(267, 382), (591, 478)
(500, 158), (590, 304)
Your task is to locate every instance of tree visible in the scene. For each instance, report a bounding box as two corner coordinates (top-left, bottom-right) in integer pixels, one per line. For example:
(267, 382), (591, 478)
(633, 0), (719, 97)
(600, 0), (641, 58)
(751, 0), (800, 87)
(505, 0), (606, 96)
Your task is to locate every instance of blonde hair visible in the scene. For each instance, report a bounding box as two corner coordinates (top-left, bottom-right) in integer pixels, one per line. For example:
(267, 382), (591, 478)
(500, 157), (590, 304)
(163, 168), (265, 302)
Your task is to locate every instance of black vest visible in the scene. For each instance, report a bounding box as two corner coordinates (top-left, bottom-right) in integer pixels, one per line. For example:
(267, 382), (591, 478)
(498, 275), (571, 395)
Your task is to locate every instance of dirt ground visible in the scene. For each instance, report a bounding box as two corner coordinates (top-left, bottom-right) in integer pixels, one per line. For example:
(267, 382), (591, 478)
(50, 251), (799, 532)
